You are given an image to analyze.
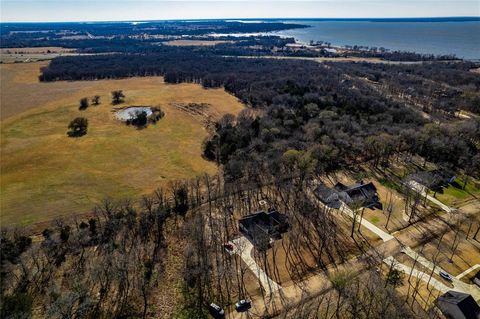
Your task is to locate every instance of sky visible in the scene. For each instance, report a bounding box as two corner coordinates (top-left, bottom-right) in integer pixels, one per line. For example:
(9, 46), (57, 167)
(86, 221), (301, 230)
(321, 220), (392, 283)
(1, 0), (479, 22)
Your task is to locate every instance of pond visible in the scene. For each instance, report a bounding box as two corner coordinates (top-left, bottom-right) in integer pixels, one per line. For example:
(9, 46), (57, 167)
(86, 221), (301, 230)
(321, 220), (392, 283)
(114, 107), (153, 121)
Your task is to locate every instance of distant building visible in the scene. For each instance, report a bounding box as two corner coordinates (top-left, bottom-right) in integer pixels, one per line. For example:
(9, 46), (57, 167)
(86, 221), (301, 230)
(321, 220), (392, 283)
(239, 210), (289, 248)
(334, 181), (382, 209)
(436, 291), (480, 319)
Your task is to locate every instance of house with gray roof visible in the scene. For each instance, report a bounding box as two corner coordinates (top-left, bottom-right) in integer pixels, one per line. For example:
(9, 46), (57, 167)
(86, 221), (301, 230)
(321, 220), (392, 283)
(436, 290), (480, 319)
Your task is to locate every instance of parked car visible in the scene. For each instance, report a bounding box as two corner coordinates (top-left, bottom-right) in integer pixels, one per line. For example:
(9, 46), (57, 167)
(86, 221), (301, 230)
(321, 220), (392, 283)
(209, 303), (225, 319)
(439, 271), (453, 282)
(235, 299), (251, 312)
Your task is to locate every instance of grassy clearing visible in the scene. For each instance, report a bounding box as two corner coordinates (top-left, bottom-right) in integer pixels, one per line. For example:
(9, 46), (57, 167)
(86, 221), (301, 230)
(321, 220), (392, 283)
(0, 48), (79, 64)
(430, 177), (480, 206)
(1, 62), (245, 226)
(0, 47), (76, 54)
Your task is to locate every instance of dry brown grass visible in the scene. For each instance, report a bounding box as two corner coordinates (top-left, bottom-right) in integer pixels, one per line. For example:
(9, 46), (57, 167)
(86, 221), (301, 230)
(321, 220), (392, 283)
(414, 228), (480, 279)
(0, 47), (76, 54)
(1, 62), (245, 226)
(257, 211), (382, 288)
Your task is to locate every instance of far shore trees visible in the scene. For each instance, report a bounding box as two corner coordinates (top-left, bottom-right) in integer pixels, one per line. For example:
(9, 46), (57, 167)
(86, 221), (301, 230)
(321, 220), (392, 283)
(79, 97), (89, 110)
(67, 117), (88, 137)
(111, 90), (125, 105)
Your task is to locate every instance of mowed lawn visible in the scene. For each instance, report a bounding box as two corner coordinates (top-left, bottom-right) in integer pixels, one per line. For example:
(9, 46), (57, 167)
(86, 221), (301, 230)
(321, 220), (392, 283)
(1, 62), (245, 225)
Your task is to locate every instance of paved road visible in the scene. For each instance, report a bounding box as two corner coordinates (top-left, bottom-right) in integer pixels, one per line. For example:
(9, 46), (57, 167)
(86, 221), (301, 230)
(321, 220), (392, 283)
(457, 264), (480, 279)
(384, 256), (450, 292)
(230, 239), (402, 319)
(339, 203), (394, 242)
(232, 236), (282, 294)
(390, 247), (480, 300)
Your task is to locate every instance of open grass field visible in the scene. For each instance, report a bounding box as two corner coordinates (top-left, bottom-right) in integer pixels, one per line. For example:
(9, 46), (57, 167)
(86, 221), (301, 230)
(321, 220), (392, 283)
(0, 48), (79, 64)
(429, 177), (480, 207)
(0, 47), (76, 54)
(1, 62), (245, 226)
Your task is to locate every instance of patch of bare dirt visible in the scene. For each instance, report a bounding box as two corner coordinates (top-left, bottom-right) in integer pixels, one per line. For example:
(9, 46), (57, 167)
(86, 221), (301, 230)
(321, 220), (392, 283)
(171, 102), (217, 129)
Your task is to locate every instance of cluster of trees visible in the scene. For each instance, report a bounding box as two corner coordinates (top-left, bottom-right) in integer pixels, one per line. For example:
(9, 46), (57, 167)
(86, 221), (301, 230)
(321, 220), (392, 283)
(111, 90), (125, 105)
(79, 96), (100, 110)
(0, 176), (214, 318)
(331, 61), (480, 114)
(343, 49), (458, 62)
(67, 117), (88, 137)
(1, 198), (171, 318)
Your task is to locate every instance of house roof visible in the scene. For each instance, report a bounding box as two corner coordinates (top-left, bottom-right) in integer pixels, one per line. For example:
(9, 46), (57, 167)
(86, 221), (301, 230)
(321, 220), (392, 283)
(439, 291), (473, 304)
(345, 182), (377, 193)
(437, 291), (480, 319)
(334, 182), (349, 192)
(334, 181), (379, 208)
(315, 183), (338, 202)
(239, 210), (289, 244)
(239, 211), (270, 231)
(239, 210), (288, 234)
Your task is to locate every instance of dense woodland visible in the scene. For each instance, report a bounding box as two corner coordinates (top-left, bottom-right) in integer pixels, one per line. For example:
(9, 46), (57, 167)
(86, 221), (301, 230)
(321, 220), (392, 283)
(39, 50), (480, 182)
(2, 173), (437, 318)
(331, 61), (480, 114)
(1, 197), (170, 318)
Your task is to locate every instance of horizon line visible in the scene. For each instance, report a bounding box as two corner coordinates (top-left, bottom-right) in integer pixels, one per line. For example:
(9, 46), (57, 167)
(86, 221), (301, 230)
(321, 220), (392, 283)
(1, 16), (479, 24)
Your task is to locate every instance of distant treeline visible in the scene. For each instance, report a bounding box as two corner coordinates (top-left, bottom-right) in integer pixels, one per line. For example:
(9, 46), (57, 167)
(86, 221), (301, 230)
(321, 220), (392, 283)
(0, 20), (307, 47)
(345, 50), (458, 62)
(1, 33), (459, 63)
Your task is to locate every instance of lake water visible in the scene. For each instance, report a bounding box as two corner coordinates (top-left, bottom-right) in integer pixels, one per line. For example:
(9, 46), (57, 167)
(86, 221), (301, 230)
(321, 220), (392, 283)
(269, 19), (480, 60)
